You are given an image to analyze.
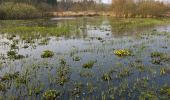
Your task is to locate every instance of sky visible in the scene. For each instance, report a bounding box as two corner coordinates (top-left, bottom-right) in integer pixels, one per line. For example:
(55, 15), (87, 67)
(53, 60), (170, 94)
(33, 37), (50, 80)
(102, 0), (169, 4)
(102, 0), (112, 4)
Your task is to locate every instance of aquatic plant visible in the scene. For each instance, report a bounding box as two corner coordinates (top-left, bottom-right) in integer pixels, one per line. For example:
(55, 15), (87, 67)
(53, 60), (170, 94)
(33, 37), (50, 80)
(23, 45), (29, 49)
(39, 38), (50, 45)
(7, 50), (16, 57)
(160, 68), (166, 75)
(102, 73), (112, 81)
(151, 52), (164, 58)
(41, 50), (54, 58)
(1, 72), (19, 81)
(73, 56), (81, 61)
(87, 82), (96, 94)
(7, 51), (24, 59)
(139, 91), (158, 100)
(0, 82), (6, 91)
(117, 69), (130, 78)
(151, 59), (161, 65)
(56, 61), (70, 85)
(16, 76), (27, 84)
(10, 43), (19, 49)
(150, 52), (170, 65)
(43, 90), (60, 100)
(113, 49), (132, 57)
(72, 82), (83, 97)
(97, 37), (103, 41)
(82, 61), (95, 69)
(80, 70), (93, 77)
(160, 85), (170, 97)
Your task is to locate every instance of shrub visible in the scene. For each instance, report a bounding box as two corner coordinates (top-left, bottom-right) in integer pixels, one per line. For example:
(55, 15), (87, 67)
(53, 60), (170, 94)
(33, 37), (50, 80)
(0, 2), (40, 19)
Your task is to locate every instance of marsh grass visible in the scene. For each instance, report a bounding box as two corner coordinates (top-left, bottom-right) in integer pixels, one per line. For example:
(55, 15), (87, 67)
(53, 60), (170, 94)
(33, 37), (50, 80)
(82, 61), (95, 69)
(0, 17), (170, 99)
(41, 50), (54, 58)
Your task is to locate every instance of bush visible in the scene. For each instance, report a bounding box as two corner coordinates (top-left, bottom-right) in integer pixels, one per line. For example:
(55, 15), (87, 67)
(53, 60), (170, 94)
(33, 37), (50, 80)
(0, 2), (40, 19)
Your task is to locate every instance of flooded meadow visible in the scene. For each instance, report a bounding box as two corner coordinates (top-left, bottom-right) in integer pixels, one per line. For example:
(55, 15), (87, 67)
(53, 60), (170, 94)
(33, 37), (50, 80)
(0, 17), (170, 100)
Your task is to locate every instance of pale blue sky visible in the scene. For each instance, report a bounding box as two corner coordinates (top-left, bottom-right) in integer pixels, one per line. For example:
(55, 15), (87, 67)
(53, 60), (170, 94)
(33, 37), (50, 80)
(102, 0), (169, 3)
(102, 0), (111, 4)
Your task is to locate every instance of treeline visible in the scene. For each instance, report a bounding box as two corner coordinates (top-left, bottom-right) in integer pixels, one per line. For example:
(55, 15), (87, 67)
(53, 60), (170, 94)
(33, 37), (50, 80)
(0, 0), (102, 11)
(112, 0), (170, 18)
(0, 0), (107, 19)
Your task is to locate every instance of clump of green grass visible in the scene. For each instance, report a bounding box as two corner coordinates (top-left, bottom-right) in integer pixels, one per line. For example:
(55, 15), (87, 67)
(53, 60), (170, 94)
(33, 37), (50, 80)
(39, 38), (50, 45)
(82, 61), (95, 69)
(41, 50), (54, 58)
(7, 51), (24, 59)
(23, 45), (29, 49)
(117, 68), (130, 78)
(102, 73), (112, 81)
(10, 43), (19, 50)
(43, 90), (60, 100)
(151, 52), (164, 58)
(114, 49), (132, 57)
(7, 51), (16, 57)
(73, 56), (81, 61)
(160, 85), (170, 97)
(1, 72), (19, 81)
(72, 82), (83, 97)
(56, 59), (70, 85)
(150, 52), (170, 65)
(0, 82), (6, 91)
(139, 91), (158, 100)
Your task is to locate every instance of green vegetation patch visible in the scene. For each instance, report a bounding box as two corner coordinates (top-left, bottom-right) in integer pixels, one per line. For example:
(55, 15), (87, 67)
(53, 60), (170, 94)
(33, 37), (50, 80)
(7, 51), (25, 60)
(82, 61), (95, 69)
(1, 26), (70, 37)
(114, 49), (132, 57)
(43, 90), (60, 100)
(41, 50), (54, 58)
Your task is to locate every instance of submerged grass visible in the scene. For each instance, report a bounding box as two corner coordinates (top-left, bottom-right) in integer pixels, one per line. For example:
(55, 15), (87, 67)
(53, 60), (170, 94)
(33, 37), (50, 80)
(110, 18), (170, 33)
(1, 26), (70, 37)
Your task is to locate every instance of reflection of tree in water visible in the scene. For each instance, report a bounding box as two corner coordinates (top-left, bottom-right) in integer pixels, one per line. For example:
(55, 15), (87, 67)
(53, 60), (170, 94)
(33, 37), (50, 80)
(81, 17), (88, 38)
(111, 24), (154, 37)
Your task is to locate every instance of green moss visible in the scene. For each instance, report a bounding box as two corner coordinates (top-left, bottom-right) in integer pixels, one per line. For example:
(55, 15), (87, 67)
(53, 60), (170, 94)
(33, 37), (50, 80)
(41, 50), (54, 58)
(43, 90), (60, 100)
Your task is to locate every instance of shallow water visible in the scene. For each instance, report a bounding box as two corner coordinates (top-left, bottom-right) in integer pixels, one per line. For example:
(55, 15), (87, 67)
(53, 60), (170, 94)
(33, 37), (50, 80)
(0, 17), (170, 99)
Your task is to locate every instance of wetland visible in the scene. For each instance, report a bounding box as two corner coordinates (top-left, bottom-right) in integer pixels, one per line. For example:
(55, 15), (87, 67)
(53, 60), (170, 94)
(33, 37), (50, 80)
(0, 17), (170, 99)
